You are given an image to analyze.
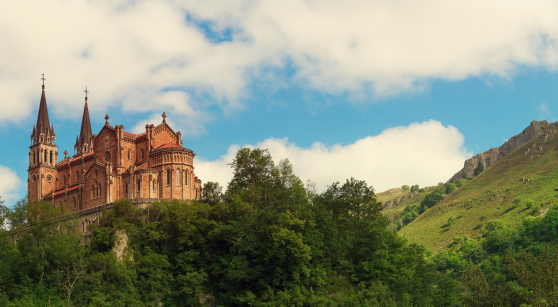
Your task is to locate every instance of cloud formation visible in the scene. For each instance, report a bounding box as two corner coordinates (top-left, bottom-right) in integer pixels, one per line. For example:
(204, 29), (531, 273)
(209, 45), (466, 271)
(1, 0), (558, 132)
(0, 165), (23, 204)
(196, 120), (471, 193)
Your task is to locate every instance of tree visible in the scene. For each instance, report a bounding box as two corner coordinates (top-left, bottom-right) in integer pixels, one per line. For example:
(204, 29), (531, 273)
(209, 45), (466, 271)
(445, 183), (457, 194)
(474, 162), (484, 176)
(410, 185), (419, 193)
(201, 181), (223, 205)
(419, 189), (444, 213)
(402, 185), (410, 191)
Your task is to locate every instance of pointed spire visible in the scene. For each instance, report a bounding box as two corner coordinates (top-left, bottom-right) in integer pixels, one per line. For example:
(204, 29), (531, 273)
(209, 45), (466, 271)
(75, 87), (93, 155)
(32, 75), (55, 142)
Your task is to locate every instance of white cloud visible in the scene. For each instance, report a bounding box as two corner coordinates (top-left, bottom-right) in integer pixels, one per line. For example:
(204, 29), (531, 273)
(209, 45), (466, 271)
(195, 120), (471, 193)
(1, 0), (558, 130)
(538, 102), (553, 120)
(0, 165), (23, 204)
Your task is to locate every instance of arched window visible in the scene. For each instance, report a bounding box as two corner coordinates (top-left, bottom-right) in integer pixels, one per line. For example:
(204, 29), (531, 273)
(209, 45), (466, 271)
(185, 170), (188, 186)
(153, 180), (156, 192)
(141, 149), (144, 160)
(44, 151), (47, 163)
(137, 180), (141, 193)
(50, 151), (53, 164)
(166, 169), (171, 185)
(127, 149), (131, 160)
(125, 182), (128, 194)
(176, 169), (180, 186)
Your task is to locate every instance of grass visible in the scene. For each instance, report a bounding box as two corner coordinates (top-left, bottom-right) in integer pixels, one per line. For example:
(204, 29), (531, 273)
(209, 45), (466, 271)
(398, 128), (558, 252)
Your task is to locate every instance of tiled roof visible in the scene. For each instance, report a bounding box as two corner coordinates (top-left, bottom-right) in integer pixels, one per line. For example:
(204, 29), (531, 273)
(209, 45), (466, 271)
(123, 132), (146, 138)
(154, 143), (182, 150)
(53, 184), (79, 196)
(58, 151), (94, 166)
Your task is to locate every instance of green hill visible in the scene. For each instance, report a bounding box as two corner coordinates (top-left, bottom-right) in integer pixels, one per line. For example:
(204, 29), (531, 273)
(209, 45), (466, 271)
(399, 123), (558, 251)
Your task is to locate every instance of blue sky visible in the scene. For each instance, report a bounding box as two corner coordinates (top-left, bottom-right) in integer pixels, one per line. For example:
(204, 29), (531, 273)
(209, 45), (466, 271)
(1, 0), (557, 207)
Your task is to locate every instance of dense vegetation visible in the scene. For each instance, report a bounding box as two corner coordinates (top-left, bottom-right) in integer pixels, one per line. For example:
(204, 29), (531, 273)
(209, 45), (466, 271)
(0, 148), (459, 306)
(3, 147), (558, 306)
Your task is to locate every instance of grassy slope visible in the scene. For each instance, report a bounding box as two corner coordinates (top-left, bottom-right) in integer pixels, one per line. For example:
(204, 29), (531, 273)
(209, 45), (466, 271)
(378, 186), (438, 223)
(399, 128), (558, 252)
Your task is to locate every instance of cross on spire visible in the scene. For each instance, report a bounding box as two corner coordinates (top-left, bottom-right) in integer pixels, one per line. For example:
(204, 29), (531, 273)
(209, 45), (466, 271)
(162, 112), (167, 123)
(105, 114), (109, 125)
(41, 73), (46, 89)
(84, 86), (89, 99)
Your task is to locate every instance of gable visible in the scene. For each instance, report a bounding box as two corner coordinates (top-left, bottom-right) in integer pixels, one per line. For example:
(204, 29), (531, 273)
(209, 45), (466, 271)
(152, 123), (179, 149)
(95, 126), (117, 152)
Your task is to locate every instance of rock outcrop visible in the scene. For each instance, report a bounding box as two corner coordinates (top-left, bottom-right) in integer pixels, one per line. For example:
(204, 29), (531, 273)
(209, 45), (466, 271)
(448, 120), (557, 183)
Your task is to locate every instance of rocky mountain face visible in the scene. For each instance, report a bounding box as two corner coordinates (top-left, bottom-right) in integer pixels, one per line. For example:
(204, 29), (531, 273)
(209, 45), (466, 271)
(448, 120), (557, 183)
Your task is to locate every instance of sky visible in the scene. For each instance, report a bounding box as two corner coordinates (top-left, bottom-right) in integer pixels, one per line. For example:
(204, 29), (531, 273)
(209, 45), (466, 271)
(1, 0), (558, 207)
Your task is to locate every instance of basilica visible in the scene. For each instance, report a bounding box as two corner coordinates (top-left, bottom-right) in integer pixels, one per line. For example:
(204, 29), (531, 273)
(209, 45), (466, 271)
(27, 79), (202, 213)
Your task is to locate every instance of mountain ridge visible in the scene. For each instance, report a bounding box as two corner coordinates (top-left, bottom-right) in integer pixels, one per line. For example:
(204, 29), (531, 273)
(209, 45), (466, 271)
(448, 120), (557, 183)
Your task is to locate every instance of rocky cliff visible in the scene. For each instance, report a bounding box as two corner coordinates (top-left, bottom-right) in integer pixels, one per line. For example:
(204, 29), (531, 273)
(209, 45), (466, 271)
(448, 120), (557, 183)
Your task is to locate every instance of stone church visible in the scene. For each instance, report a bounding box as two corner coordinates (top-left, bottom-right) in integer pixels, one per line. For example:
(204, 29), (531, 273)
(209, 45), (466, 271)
(27, 80), (202, 215)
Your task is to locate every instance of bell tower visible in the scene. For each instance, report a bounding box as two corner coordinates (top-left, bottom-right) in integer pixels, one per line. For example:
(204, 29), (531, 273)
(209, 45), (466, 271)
(28, 75), (58, 202)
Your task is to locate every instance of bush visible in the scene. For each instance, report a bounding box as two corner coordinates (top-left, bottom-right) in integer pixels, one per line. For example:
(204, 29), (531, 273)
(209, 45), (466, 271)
(445, 183), (457, 194)
(411, 185), (419, 193)
(402, 185), (410, 191)
(447, 216), (456, 227)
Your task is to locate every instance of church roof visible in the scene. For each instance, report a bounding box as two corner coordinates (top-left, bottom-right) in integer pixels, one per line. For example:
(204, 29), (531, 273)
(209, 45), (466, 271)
(123, 131), (146, 138)
(154, 143), (182, 150)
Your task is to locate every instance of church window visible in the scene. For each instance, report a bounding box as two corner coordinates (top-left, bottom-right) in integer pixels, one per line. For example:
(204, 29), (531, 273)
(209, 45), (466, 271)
(125, 182), (128, 194)
(128, 149), (131, 160)
(176, 170), (180, 186)
(185, 170), (188, 186)
(153, 180), (156, 192)
(32, 175), (36, 183)
(76, 171), (80, 181)
(166, 169), (171, 185)
(50, 151), (53, 164)
(44, 151), (47, 163)
(137, 180), (141, 193)
(141, 149), (144, 160)
(33, 151), (35, 164)
(46, 175), (52, 183)
(105, 151), (111, 163)
(63, 176), (66, 186)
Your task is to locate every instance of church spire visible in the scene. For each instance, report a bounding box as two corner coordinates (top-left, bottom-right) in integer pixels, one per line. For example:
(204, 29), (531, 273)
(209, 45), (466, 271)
(31, 74), (55, 144)
(75, 87), (93, 155)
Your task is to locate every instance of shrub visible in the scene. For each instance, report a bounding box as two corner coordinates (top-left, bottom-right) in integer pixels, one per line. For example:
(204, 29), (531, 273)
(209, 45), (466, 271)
(402, 185), (410, 191)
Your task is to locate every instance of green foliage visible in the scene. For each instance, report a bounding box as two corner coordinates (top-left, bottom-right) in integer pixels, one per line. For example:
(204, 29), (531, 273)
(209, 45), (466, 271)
(410, 185), (419, 193)
(455, 179), (469, 188)
(447, 216), (456, 227)
(474, 161), (485, 176)
(0, 148), (462, 305)
(201, 181), (223, 205)
(419, 189), (444, 213)
(401, 185), (410, 191)
(445, 183), (457, 194)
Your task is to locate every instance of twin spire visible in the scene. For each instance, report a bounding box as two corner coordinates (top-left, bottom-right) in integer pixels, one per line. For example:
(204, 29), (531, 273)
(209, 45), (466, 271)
(31, 74), (93, 155)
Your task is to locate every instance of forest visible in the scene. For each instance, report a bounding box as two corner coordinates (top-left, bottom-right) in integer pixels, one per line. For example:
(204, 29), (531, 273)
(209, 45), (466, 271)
(1, 148), (558, 306)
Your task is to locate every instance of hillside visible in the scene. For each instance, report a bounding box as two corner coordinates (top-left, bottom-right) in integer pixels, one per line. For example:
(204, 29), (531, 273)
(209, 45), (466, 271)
(377, 186), (438, 225)
(448, 120), (557, 183)
(399, 122), (558, 251)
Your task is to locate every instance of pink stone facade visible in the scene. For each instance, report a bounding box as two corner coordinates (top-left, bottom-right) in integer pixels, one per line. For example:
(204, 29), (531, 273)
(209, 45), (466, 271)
(28, 85), (202, 213)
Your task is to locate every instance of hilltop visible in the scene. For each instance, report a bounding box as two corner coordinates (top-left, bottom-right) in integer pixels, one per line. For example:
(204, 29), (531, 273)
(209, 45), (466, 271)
(448, 120), (557, 183)
(399, 121), (558, 251)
